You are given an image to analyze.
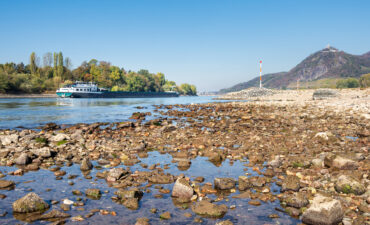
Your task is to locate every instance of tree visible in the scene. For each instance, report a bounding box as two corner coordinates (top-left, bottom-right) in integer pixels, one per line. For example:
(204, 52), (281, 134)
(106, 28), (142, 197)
(30, 52), (37, 74)
(0, 72), (8, 93)
(53, 52), (58, 77)
(64, 57), (72, 70)
(57, 52), (64, 78)
(43, 52), (52, 67)
(336, 78), (359, 89)
(359, 73), (370, 88)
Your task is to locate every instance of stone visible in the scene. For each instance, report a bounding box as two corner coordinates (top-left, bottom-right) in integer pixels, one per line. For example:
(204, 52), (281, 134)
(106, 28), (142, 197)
(238, 176), (251, 191)
(15, 153), (31, 165)
(267, 155), (282, 168)
(39, 209), (70, 220)
(122, 197), (139, 210)
(160, 211), (171, 220)
(191, 200), (228, 218)
(85, 189), (101, 199)
(248, 200), (261, 206)
(281, 175), (300, 192)
(312, 158), (324, 167)
(31, 147), (51, 158)
(0, 180), (15, 189)
(284, 192), (309, 208)
(335, 175), (365, 195)
(106, 168), (128, 182)
(216, 220), (234, 225)
(324, 154), (358, 170)
(302, 195), (343, 225)
(135, 217), (150, 225)
(0, 134), (19, 145)
(172, 177), (194, 200)
(12, 192), (49, 213)
(148, 174), (174, 184)
(115, 189), (143, 199)
(80, 158), (93, 171)
(50, 133), (69, 142)
(214, 178), (236, 190)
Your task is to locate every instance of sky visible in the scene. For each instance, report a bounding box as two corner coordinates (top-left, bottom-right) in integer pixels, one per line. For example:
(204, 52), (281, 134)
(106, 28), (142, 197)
(1, 0), (370, 91)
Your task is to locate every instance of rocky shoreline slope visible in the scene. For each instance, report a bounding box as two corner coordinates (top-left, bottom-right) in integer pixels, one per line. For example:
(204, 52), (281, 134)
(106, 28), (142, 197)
(0, 91), (369, 224)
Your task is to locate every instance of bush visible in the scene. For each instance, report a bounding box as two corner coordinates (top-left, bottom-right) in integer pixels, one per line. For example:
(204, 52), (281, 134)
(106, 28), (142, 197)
(359, 73), (370, 88)
(336, 78), (359, 89)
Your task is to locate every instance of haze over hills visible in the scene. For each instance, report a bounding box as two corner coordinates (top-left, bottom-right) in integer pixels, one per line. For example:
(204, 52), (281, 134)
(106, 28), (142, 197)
(219, 47), (370, 93)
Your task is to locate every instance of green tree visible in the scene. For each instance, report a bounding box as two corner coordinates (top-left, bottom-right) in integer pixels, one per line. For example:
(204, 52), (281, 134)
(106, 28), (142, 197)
(0, 72), (9, 93)
(336, 78), (359, 89)
(359, 73), (370, 88)
(57, 52), (64, 78)
(30, 52), (37, 74)
(53, 52), (58, 77)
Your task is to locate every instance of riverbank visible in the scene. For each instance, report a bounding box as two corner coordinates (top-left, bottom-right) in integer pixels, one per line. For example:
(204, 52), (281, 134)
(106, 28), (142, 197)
(0, 94), (58, 99)
(0, 94), (368, 224)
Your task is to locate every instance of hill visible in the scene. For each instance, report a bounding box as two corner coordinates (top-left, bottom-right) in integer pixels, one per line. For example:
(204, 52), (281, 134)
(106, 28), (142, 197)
(219, 47), (370, 93)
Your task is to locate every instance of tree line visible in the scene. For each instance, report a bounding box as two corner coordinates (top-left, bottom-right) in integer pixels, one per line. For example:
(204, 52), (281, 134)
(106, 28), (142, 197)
(0, 52), (197, 95)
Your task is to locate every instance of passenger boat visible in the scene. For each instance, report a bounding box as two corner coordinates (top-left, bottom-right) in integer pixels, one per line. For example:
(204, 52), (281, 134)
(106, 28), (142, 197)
(56, 81), (179, 98)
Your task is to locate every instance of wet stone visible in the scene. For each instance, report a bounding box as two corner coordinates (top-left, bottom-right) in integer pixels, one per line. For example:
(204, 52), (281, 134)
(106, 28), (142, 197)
(12, 192), (49, 213)
(85, 189), (101, 199)
(160, 211), (171, 220)
(0, 180), (15, 189)
(80, 158), (93, 171)
(191, 200), (228, 218)
(214, 178), (236, 190)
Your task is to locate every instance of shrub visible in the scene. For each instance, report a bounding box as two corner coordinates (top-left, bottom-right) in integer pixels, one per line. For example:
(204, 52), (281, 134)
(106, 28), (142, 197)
(359, 73), (370, 88)
(336, 78), (359, 89)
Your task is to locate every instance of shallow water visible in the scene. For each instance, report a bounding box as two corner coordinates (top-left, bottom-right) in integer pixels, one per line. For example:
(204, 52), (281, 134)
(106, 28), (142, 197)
(0, 152), (300, 225)
(0, 96), (230, 130)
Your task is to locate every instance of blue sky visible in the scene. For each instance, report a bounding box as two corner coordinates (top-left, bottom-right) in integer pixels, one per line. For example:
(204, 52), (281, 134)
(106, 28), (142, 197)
(1, 0), (369, 91)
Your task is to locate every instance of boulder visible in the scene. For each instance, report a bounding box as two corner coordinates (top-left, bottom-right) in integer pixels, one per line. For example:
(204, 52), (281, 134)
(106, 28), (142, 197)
(284, 192), (309, 208)
(15, 153), (31, 165)
(281, 175), (300, 192)
(106, 168), (128, 182)
(50, 133), (69, 142)
(0, 134), (19, 145)
(39, 209), (70, 220)
(12, 192), (49, 213)
(267, 155), (282, 168)
(122, 197), (139, 210)
(31, 147), (51, 158)
(191, 200), (228, 218)
(214, 178), (236, 190)
(335, 175), (366, 195)
(172, 177), (194, 200)
(238, 176), (251, 191)
(324, 154), (358, 170)
(0, 180), (15, 189)
(85, 189), (101, 199)
(80, 158), (93, 171)
(302, 195), (343, 225)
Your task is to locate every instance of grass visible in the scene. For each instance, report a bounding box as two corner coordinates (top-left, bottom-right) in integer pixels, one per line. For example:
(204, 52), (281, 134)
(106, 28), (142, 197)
(56, 140), (67, 146)
(35, 137), (47, 144)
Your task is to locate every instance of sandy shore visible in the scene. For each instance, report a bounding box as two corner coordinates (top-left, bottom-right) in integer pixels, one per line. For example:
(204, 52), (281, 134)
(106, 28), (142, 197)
(0, 94), (58, 99)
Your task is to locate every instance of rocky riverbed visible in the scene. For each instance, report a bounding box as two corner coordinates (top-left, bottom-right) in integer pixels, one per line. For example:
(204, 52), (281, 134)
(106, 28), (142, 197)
(0, 96), (369, 224)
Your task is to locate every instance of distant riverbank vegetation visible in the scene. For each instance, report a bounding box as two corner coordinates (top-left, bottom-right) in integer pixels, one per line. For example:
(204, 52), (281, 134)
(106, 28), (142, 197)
(0, 52), (197, 95)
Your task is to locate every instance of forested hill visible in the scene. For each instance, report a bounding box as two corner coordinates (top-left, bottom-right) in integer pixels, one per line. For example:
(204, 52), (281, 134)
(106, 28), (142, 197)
(219, 47), (370, 93)
(0, 52), (197, 95)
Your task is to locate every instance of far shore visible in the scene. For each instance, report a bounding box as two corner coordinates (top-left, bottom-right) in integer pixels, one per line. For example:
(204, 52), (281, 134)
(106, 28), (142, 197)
(0, 93), (58, 99)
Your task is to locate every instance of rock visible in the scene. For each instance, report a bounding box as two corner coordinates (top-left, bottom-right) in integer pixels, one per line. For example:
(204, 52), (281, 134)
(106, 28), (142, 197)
(12, 192), (49, 213)
(31, 147), (51, 158)
(0, 180), (15, 189)
(335, 175), (365, 195)
(50, 133), (69, 142)
(0, 134), (19, 145)
(135, 217), (150, 225)
(115, 189), (143, 199)
(160, 211), (171, 220)
(216, 220), (234, 225)
(15, 153), (31, 165)
(178, 160), (191, 170)
(172, 177), (194, 200)
(214, 178), (236, 190)
(313, 89), (338, 100)
(191, 200), (228, 218)
(281, 175), (300, 192)
(122, 197), (139, 210)
(106, 168), (128, 182)
(62, 199), (74, 205)
(312, 158), (324, 167)
(284, 192), (309, 208)
(315, 132), (330, 140)
(148, 174), (174, 184)
(267, 155), (282, 168)
(80, 158), (93, 171)
(39, 209), (70, 220)
(42, 123), (59, 131)
(324, 154), (358, 170)
(302, 195), (343, 225)
(238, 176), (251, 191)
(248, 200), (261, 206)
(60, 204), (70, 211)
(85, 189), (101, 199)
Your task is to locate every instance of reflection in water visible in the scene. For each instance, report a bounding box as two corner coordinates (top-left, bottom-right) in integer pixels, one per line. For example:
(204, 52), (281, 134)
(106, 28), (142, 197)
(0, 96), (231, 129)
